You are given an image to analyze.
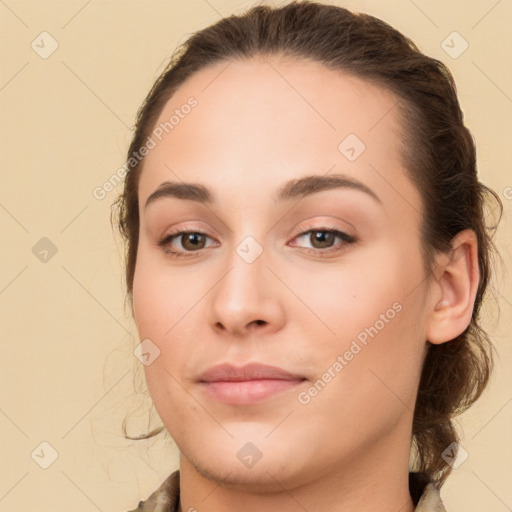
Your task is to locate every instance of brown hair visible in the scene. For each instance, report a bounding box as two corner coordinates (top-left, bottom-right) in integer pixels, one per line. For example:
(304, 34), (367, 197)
(112, 0), (502, 487)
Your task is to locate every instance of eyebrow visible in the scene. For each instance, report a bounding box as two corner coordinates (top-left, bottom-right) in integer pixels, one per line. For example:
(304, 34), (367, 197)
(275, 173), (381, 204)
(144, 173), (381, 209)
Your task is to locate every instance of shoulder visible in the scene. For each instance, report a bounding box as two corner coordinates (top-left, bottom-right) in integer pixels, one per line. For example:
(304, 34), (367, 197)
(126, 470), (180, 512)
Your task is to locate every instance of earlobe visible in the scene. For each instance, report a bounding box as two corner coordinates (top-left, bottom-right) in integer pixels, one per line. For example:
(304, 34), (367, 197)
(426, 229), (479, 345)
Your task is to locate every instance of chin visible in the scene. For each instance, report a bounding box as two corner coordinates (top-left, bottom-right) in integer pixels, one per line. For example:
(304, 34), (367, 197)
(188, 453), (302, 493)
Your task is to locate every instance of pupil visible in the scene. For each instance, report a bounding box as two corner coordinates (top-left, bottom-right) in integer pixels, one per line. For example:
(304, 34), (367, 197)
(312, 231), (333, 248)
(184, 233), (204, 250)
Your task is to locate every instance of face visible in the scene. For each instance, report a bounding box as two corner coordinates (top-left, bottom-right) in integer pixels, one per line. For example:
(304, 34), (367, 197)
(132, 56), (430, 490)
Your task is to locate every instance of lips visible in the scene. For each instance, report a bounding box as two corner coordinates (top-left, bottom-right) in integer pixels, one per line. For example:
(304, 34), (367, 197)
(198, 362), (306, 383)
(197, 362), (307, 405)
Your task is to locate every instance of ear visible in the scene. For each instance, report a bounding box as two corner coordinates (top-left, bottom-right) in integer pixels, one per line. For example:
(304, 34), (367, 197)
(425, 229), (479, 345)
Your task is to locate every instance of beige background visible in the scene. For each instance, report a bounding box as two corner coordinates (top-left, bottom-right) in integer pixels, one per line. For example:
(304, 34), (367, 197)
(0, 0), (510, 511)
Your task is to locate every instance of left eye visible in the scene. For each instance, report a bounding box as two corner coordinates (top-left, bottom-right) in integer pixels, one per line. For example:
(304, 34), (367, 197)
(291, 229), (355, 251)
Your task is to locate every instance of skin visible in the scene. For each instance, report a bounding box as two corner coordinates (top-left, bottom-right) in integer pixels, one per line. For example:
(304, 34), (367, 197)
(132, 55), (479, 512)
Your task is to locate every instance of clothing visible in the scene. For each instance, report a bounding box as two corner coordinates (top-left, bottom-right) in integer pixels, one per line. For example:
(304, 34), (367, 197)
(127, 470), (446, 512)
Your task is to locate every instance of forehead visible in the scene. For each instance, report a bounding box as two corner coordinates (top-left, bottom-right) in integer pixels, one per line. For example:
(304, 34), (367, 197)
(138, 55), (421, 218)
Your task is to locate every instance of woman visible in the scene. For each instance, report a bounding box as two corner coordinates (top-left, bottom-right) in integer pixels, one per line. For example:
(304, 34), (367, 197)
(113, 1), (502, 510)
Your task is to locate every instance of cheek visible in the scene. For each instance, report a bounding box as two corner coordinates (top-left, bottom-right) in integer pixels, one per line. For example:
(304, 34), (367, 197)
(285, 251), (408, 342)
(291, 242), (426, 394)
(132, 256), (198, 340)
(132, 266), (165, 339)
(132, 256), (210, 385)
(132, 261), (197, 419)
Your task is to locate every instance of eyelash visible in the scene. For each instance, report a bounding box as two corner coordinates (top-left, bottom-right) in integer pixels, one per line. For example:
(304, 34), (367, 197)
(157, 226), (356, 259)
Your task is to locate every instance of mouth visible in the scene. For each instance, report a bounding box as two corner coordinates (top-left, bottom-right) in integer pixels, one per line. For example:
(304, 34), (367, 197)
(197, 362), (307, 405)
(199, 378), (307, 405)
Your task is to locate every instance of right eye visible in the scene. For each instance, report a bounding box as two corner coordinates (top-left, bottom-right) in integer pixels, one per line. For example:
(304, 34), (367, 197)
(158, 231), (218, 258)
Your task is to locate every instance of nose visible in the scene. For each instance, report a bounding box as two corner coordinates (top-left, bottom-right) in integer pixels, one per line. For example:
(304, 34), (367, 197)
(208, 246), (285, 338)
